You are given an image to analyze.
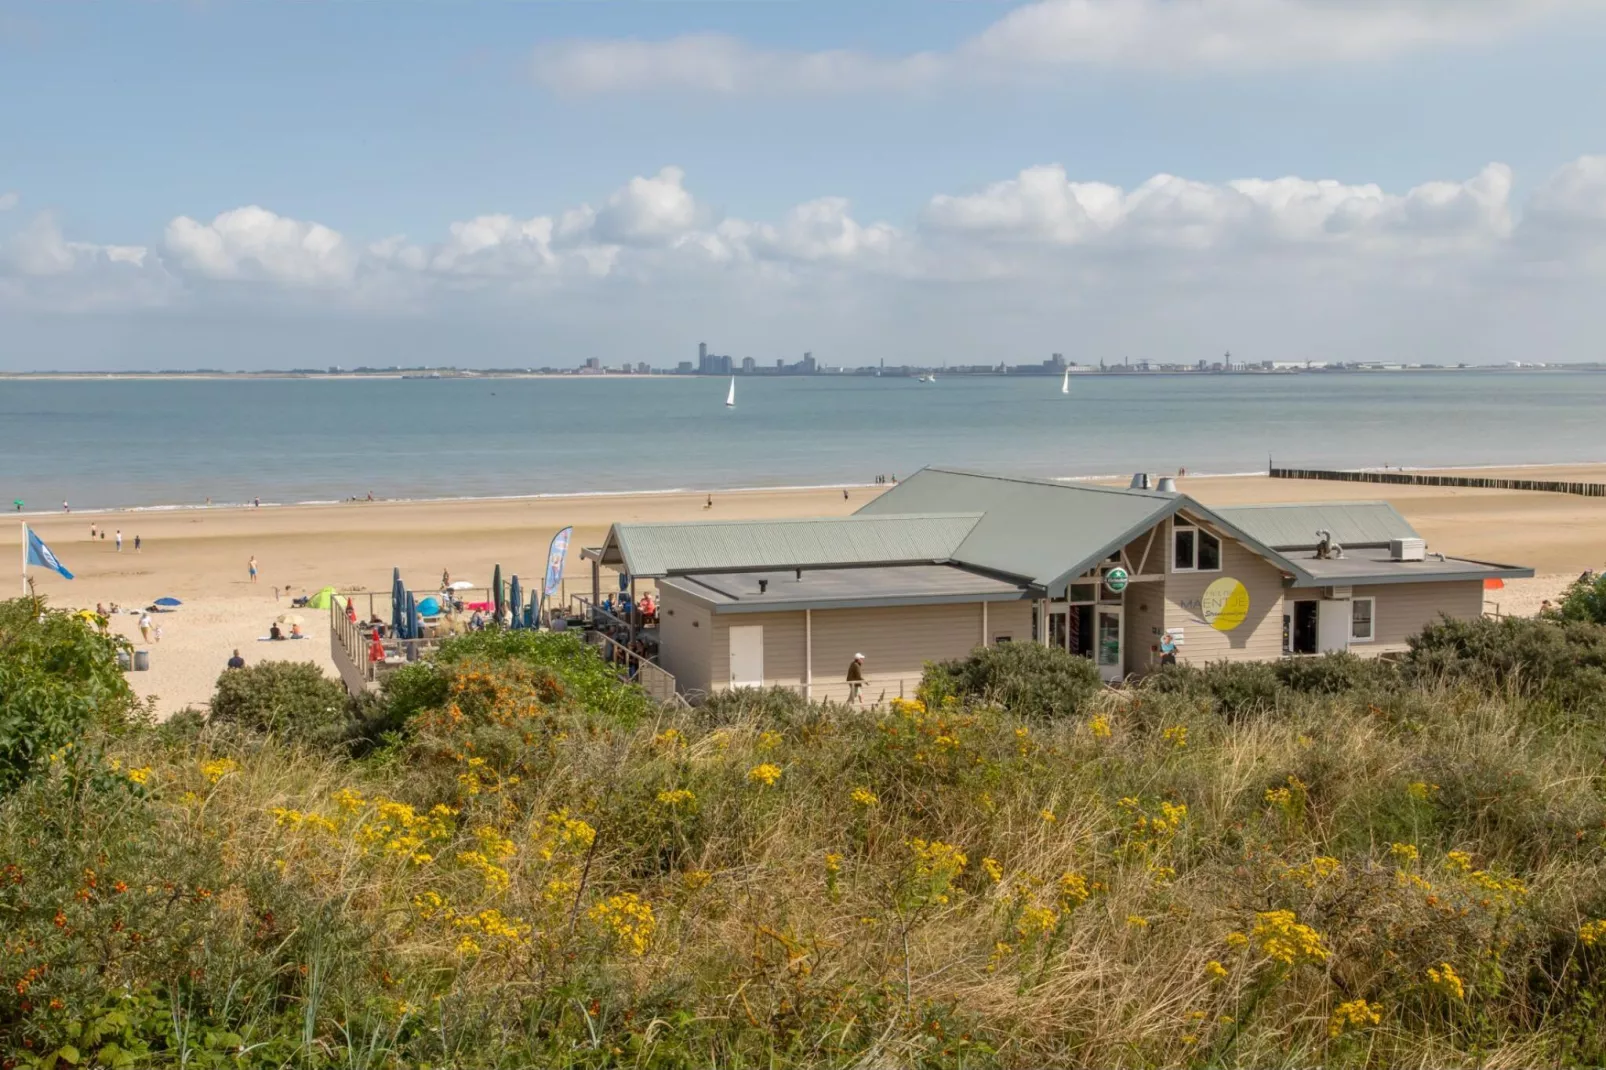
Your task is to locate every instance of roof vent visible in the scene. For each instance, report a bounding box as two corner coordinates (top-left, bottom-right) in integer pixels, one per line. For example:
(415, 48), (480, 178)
(1128, 473), (1151, 490)
(758, 578), (769, 593)
(795, 569), (802, 581)
(1155, 476), (1177, 493)
(1389, 537), (1426, 562)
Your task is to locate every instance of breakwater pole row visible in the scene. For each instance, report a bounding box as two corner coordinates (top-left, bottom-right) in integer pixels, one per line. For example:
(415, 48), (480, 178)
(1268, 467), (1606, 498)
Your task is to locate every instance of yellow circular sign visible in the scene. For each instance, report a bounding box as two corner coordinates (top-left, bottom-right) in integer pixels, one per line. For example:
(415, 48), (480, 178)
(1201, 577), (1250, 632)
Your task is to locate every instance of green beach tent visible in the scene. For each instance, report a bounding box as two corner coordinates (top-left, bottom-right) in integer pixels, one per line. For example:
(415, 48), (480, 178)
(305, 585), (340, 610)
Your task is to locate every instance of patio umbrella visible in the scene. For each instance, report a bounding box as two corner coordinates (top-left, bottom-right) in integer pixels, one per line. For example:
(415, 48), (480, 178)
(391, 569), (404, 638)
(153, 597), (182, 607)
(492, 564), (504, 619)
(276, 613), (305, 625)
(406, 591), (420, 640)
(509, 575), (522, 629)
(448, 580), (475, 591)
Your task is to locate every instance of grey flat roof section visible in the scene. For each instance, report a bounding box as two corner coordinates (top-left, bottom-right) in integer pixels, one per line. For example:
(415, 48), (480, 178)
(855, 467), (1183, 594)
(1286, 546), (1534, 588)
(1215, 502), (1419, 550)
(662, 564), (1035, 614)
(598, 513), (982, 578)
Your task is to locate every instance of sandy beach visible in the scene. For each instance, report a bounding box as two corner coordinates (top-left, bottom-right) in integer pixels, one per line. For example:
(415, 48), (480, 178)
(8, 468), (1602, 718)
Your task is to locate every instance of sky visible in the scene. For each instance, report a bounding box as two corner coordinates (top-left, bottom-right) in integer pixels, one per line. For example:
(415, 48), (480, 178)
(2, 0), (1605, 371)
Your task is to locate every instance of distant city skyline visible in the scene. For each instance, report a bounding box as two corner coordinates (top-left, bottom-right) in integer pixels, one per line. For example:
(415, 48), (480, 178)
(3, 2), (1606, 370)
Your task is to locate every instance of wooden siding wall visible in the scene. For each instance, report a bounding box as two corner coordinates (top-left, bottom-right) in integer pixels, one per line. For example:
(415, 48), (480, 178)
(986, 600), (1034, 647)
(1163, 525), (1287, 664)
(656, 587), (713, 697)
(710, 611), (808, 692)
(1360, 580), (1485, 651)
(1123, 581), (1167, 675)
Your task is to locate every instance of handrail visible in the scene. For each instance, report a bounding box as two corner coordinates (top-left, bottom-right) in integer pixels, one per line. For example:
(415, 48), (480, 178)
(585, 629), (679, 704)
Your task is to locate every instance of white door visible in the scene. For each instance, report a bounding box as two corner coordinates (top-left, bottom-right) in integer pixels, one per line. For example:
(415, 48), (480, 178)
(1317, 600), (1351, 654)
(1096, 606), (1124, 683)
(728, 625), (764, 688)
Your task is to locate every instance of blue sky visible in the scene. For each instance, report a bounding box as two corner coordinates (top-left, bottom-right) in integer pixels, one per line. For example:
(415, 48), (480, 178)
(2, 1), (1605, 370)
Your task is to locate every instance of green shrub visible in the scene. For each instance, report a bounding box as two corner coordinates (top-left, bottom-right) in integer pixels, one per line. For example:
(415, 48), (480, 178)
(1276, 650), (1399, 695)
(921, 642), (1103, 718)
(1552, 571), (1606, 625)
(0, 597), (136, 796)
(1404, 615), (1606, 717)
(209, 661), (350, 742)
(434, 629), (652, 725)
(1200, 660), (1282, 719)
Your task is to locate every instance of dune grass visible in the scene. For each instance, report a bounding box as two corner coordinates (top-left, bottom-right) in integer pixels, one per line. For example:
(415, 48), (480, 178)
(3, 626), (1606, 1067)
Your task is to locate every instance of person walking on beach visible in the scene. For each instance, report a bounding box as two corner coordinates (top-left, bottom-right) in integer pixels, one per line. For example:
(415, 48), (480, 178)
(90, 523), (97, 540)
(442, 569), (451, 590)
(846, 653), (866, 705)
(115, 529), (123, 552)
(249, 556), (259, 583)
(63, 500), (70, 513)
(133, 534), (141, 552)
(138, 611), (152, 643)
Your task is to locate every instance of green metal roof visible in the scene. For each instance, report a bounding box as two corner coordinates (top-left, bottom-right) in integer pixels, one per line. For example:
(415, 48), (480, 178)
(1214, 502), (1418, 550)
(661, 564), (1033, 614)
(855, 468), (1183, 594)
(598, 513), (982, 578)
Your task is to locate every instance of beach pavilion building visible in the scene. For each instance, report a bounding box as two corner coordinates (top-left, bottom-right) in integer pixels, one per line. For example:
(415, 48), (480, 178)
(583, 468), (1531, 704)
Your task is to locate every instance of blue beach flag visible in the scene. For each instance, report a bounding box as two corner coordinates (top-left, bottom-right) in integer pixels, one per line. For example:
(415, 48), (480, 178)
(542, 527), (572, 604)
(24, 525), (73, 582)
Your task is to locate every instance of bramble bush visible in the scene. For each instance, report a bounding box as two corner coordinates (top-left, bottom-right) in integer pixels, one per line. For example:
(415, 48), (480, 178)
(1551, 570), (1606, 626)
(208, 660), (351, 744)
(1404, 615), (1606, 719)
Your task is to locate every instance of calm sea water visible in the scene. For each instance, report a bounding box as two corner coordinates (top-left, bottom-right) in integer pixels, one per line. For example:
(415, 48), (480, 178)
(4, 372), (1605, 511)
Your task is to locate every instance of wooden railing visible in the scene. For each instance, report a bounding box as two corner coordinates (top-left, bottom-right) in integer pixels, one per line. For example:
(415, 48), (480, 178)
(584, 629), (682, 706)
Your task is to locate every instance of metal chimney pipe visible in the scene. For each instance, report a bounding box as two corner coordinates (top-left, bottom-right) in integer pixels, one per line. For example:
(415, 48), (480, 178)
(758, 578), (768, 593)
(1156, 476), (1177, 493)
(1129, 473), (1151, 490)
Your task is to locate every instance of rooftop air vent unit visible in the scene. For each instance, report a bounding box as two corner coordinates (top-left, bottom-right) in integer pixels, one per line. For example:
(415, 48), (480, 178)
(1128, 473), (1152, 490)
(758, 578), (769, 593)
(1389, 537), (1426, 562)
(1155, 476), (1177, 493)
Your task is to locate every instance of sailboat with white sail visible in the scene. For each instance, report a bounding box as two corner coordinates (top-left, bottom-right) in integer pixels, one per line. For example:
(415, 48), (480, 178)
(725, 377), (736, 408)
(1061, 369), (1070, 395)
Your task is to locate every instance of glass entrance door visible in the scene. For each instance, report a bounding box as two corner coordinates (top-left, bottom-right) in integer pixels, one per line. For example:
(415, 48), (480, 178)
(1047, 607), (1069, 651)
(1096, 606), (1123, 683)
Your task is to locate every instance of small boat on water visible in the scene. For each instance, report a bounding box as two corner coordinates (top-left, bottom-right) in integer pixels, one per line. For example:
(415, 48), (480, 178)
(726, 377), (736, 407)
(1061, 369), (1070, 395)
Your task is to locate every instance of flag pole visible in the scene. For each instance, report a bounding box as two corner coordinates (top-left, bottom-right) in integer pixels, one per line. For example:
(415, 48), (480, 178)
(21, 521), (27, 597)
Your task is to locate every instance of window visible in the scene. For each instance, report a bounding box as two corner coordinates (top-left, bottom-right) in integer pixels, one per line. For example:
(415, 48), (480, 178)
(1172, 523), (1221, 572)
(1350, 597), (1375, 642)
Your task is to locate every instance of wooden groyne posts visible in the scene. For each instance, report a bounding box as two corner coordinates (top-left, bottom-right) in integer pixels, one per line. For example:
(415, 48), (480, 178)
(1269, 467), (1606, 497)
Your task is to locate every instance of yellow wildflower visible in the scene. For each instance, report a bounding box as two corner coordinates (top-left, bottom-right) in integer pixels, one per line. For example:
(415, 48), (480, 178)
(1579, 920), (1606, 947)
(1058, 872), (1090, 906)
(588, 892), (656, 956)
(1251, 910), (1329, 967)
(1204, 960), (1229, 981)
(1281, 856), (1341, 888)
(1088, 714), (1112, 739)
(1329, 999), (1382, 1038)
(850, 786), (879, 808)
(1015, 905), (1059, 939)
(1224, 931), (1249, 950)
(682, 870), (712, 891)
(982, 857), (1004, 883)
(757, 730), (783, 751)
(1040, 808), (1057, 824)
(125, 766), (151, 785)
(1126, 915), (1149, 929)
(1427, 962), (1465, 1000)
(199, 758), (238, 784)
(1444, 850), (1474, 872)
(1389, 842), (1420, 864)
(1407, 781), (1440, 801)
(1162, 725), (1188, 749)
(653, 728), (684, 750)
(824, 852), (842, 876)
(656, 788), (696, 808)
(747, 763), (782, 788)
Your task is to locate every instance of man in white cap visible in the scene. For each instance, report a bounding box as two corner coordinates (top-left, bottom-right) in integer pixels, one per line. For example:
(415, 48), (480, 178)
(846, 652), (866, 705)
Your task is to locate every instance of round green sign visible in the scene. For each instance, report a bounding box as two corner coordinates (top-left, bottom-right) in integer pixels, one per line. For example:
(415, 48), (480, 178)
(1104, 567), (1129, 593)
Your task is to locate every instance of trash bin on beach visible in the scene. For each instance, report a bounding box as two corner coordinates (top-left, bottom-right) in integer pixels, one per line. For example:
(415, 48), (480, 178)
(117, 650), (132, 671)
(133, 650), (150, 671)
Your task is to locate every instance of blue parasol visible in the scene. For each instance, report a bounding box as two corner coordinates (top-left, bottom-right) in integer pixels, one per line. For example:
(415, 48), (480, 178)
(405, 590), (419, 640)
(153, 597), (182, 607)
(509, 575), (522, 630)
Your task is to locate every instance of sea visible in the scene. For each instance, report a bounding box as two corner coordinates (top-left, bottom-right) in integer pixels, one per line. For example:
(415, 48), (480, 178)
(4, 371), (1605, 512)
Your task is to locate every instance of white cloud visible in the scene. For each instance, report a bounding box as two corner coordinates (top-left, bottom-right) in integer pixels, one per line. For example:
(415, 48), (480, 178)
(8, 156), (1606, 367)
(531, 0), (1604, 95)
(164, 206), (358, 286)
(0, 192), (18, 212)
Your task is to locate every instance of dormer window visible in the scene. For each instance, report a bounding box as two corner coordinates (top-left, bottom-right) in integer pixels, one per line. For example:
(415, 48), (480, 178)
(1173, 521), (1221, 572)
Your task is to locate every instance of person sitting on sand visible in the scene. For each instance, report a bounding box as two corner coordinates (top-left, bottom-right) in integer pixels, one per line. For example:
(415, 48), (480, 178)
(227, 650), (245, 670)
(290, 622), (304, 639)
(269, 623), (284, 641)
